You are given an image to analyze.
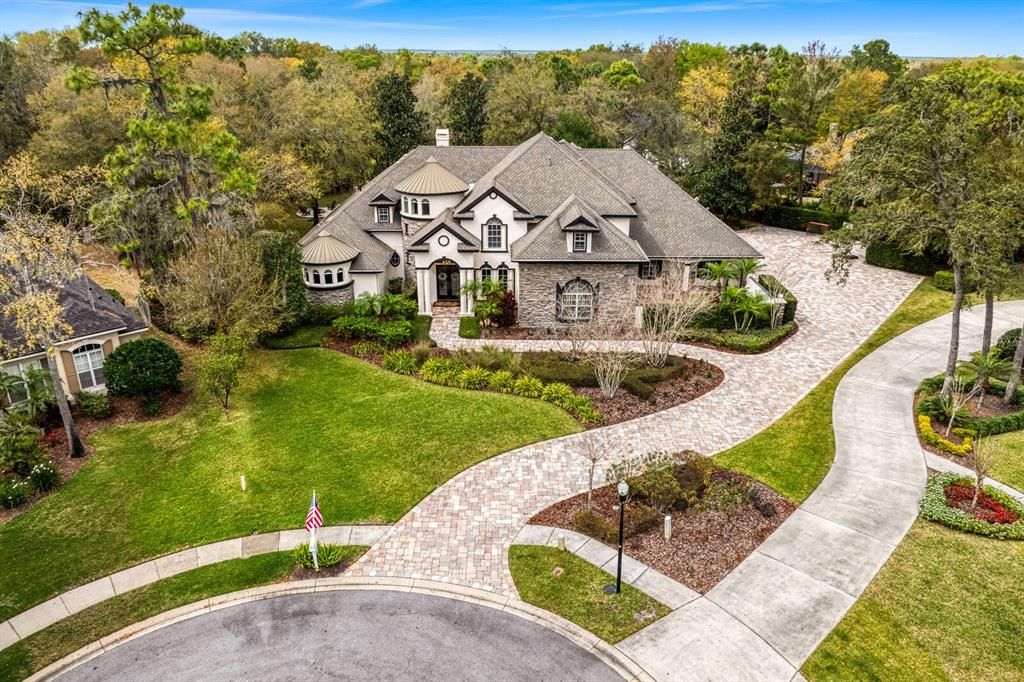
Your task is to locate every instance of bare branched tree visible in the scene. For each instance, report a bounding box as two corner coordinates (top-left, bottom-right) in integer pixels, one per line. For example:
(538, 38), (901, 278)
(586, 322), (641, 399)
(579, 432), (612, 511)
(944, 372), (982, 438)
(633, 262), (713, 367)
(558, 312), (595, 361)
(971, 436), (1005, 510)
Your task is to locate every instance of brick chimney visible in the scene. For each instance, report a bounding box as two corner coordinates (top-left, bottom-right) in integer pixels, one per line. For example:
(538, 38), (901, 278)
(435, 128), (450, 146)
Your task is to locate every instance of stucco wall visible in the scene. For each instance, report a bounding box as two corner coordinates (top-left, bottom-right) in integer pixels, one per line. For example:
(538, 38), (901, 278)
(517, 263), (637, 329)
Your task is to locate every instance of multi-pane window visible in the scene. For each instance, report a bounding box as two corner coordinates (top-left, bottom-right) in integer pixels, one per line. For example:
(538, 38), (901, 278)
(558, 280), (594, 322)
(324, 270), (334, 285)
(72, 343), (105, 389)
(337, 268), (344, 282)
(2, 360), (40, 405)
(572, 232), (587, 252)
(497, 264), (510, 289)
(480, 264), (492, 281)
(486, 218), (504, 250)
(402, 197), (409, 213)
(420, 199), (430, 215)
(638, 260), (662, 279)
(376, 207), (390, 223)
(411, 198), (419, 214)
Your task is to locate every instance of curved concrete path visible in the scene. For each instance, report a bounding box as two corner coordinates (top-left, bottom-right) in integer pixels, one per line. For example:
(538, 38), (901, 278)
(618, 300), (1024, 681)
(0, 525), (390, 652)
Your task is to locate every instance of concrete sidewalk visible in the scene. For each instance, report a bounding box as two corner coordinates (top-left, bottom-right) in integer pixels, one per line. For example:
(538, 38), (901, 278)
(618, 300), (1024, 681)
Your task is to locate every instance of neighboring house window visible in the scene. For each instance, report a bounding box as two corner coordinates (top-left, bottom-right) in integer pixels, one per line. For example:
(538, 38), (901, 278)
(304, 269), (309, 282)
(376, 207), (390, 223)
(2, 360), (40, 405)
(411, 198), (419, 214)
(421, 199), (430, 215)
(638, 261), (662, 279)
(313, 269), (321, 284)
(337, 268), (344, 282)
(558, 279), (595, 322)
(572, 232), (587, 253)
(72, 343), (105, 389)
(324, 270), (334, 285)
(480, 263), (492, 281)
(497, 264), (510, 289)
(485, 218), (504, 250)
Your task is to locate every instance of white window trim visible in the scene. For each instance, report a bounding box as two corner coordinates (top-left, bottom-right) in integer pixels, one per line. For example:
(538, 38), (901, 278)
(572, 232), (588, 253)
(484, 219), (505, 251)
(559, 280), (595, 322)
(71, 343), (105, 390)
(376, 206), (391, 223)
(2, 359), (42, 405)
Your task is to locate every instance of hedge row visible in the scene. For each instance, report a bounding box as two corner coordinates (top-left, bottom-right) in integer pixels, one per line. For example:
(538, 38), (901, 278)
(332, 315), (412, 348)
(755, 205), (847, 232)
(919, 471), (1024, 540)
(680, 322), (796, 354)
(757, 274), (798, 324)
(918, 415), (974, 456)
(865, 241), (946, 275)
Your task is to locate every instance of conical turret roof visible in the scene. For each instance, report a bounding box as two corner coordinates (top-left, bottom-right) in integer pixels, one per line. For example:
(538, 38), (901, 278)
(301, 229), (361, 265)
(394, 156), (469, 195)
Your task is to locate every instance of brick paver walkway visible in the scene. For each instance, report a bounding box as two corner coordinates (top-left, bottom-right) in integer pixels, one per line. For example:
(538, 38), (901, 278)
(349, 228), (921, 594)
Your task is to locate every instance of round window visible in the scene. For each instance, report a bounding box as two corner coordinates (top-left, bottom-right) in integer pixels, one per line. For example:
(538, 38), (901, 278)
(437, 235), (450, 247)
(389, 252), (401, 267)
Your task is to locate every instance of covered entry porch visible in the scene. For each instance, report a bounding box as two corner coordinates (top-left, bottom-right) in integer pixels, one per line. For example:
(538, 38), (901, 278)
(415, 257), (476, 317)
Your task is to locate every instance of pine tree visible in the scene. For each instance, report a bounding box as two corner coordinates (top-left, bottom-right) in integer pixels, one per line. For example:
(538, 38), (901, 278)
(373, 72), (427, 166)
(691, 88), (756, 219)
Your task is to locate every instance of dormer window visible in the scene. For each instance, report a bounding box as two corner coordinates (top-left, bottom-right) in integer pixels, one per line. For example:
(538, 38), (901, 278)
(485, 217), (504, 251)
(572, 232), (588, 253)
(420, 199), (430, 215)
(376, 206), (391, 223)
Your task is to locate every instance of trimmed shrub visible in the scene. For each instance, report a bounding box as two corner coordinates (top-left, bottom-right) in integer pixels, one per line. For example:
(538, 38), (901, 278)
(996, 328), (1021, 361)
(104, 339), (183, 398)
(755, 205), (847, 232)
(540, 382), (575, 408)
(488, 370), (516, 394)
(304, 303), (344, 326)
(332, 315), (412, 348)
(917, 415), (973, 456)
(933, 270), (954, 292)
(680, 322), (796, 354)
(0, 477), (31, 509)
(291, 543), (348, 569)
(865, 241), (944, 275)
(757, 274), (798, 324)
(28, 459), (59, 492)
(920, 472), (1024, 540)
(459, 316), (481, 339)
(512, 375), (544, 399)
(382, 350), (417, 375)
(458, 366), (493, 390)
(972, 410), (1024, 437)
(419, 358), (466, 387)
(74, 391), (112, 418)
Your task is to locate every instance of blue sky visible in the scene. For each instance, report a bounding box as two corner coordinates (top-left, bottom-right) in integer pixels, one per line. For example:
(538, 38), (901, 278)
(2, 0), (1021, 56)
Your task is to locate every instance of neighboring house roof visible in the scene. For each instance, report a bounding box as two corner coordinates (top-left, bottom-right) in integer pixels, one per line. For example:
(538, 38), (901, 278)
(407, 208), (481, 253)
(1, 275), (147, 362)
(394, 157), (470, 195)
(512, 195), (648, 263)
(300, 133), (760, 269)
(301, 229), (360, 265)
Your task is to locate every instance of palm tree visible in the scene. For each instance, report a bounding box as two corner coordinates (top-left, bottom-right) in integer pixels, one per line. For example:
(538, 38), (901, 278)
(734, 258), (764, 287)
(700, 261), (738, 293)
(958, 350), (1011, 409)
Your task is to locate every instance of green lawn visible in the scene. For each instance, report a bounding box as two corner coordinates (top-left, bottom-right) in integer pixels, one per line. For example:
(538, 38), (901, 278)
(989, 430), (1024, 493)
(716, 280), (953, 502)
(0, 349), (578, 622)
(261, 324), (332, 349)
(803, 521), (1024, 681)
(0, 551), (309, 682)
(508, 546), (669, 643)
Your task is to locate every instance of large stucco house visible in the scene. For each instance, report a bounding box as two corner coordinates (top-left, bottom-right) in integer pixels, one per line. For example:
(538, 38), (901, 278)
(1, 276), (148, 406)
(299, 131), (760, 328)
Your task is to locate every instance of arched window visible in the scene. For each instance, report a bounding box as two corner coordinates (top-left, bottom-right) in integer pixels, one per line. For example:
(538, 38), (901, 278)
(497, 264), (510, 289)
(72, 343), (105, 389)
(485, 217), (504, 250)
(402, 197), (409, 213)
(313, 269), (321, 284)
(480, 263), (492, 281)
(304, 269), (309, 282)
(324, 270), (334, 285)
(411, 198), (419, 214)
(558, 279), (594, 323)
(421, 199), (430, 215)
(336, 268), (344, 282)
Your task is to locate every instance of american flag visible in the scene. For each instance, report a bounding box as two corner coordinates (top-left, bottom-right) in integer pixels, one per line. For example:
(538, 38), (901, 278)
(305, 492), (323, 532)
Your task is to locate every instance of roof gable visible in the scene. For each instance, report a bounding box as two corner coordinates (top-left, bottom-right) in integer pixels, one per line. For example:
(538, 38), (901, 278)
(512, 195), (647, 263)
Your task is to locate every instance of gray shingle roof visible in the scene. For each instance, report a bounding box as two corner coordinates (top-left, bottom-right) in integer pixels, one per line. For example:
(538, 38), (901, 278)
(512, 195), (648, 263)
(408, 208), (481, 252)
(1, 275), (147, 361)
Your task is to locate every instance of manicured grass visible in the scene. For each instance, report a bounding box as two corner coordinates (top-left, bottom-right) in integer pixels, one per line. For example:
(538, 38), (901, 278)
(716, 280), (953, 502)
(0, 551), (306, 682)
(989, 430), (1024, 493)
(803, 521), (1024, 681)
(509, 546), (669, 643)
(261, 324), (331, 349)
(0, 349), (579, 622)
(459, 316), (481, 339)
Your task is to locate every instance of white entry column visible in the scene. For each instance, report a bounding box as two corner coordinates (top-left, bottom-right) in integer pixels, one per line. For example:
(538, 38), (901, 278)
(459, 268), (471, 315)
(416, 269), (429, 315)
(682, 264), (692, 291)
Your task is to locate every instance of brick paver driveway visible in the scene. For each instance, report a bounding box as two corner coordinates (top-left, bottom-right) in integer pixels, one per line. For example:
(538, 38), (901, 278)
(349, 228), (921, 594)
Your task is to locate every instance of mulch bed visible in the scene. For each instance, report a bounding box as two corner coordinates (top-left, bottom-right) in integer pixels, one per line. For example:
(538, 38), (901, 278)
(0, 390), (191, 525)
(576, 362), (724, 429)
(530, 472), (795, 594)
(912, 392), (1020, 471)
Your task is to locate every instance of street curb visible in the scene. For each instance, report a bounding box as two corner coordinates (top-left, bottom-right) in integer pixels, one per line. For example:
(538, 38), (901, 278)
(27, 578), (650, 682)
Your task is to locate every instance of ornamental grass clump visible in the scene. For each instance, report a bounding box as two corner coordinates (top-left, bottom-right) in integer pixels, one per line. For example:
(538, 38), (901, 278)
(292, 543), (347, 569)
(458, 366), (493, 390)
(419, 358), (466, 387)
(540, 382), (575, 408)
(487, 370), (516, 394)
(382, 350), (417, 375)
(512, 375), (544, 399)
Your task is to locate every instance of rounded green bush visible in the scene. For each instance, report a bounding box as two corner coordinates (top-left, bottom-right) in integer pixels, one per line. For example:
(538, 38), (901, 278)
(540, 382), (575, 407)
(933, 270), (954, 292)
(512, 375), (543, 399)
(74, 391), (112, 418)
(488, 370), (516, 394)
(382, 350), (417, 375)
(996, 328), (1020, 360)
(104, 338), (183, 398)
(458, 366), (492, 390)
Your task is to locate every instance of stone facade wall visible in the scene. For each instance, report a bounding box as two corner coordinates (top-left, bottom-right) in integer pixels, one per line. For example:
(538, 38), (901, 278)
(517, 263), (637, 329)
(306, 283), (355, 306)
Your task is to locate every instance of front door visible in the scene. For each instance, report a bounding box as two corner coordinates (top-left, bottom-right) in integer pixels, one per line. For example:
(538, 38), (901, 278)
(435, 265), (460, 300)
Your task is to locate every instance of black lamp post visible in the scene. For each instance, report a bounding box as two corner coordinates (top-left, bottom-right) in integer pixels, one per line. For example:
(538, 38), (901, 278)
(605, 479), (629, 595)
